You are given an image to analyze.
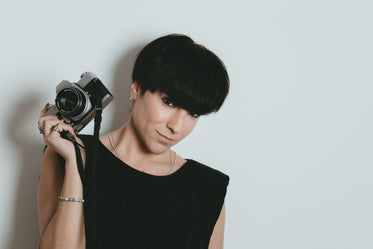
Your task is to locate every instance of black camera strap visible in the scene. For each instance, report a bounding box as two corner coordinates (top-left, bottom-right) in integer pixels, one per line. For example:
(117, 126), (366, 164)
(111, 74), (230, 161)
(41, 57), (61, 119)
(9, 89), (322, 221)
(73, 140), (85, 187)
(87, 84), (103, 249)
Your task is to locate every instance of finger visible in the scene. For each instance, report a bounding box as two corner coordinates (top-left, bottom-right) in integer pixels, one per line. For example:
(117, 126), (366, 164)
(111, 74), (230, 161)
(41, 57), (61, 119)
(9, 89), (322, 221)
(65, 123), (76, 137)
(56, 122), (77, 137)
(42, 119), (61, 137)
(38, 115), (60, 128)
(39, 103), (51, 117)
(44, 120), (76, 138)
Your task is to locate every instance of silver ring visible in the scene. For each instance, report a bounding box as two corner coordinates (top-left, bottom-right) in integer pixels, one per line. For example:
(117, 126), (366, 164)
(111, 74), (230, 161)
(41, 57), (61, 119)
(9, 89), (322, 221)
(38, 125), (44, 134)
(52, 125), (60, 132)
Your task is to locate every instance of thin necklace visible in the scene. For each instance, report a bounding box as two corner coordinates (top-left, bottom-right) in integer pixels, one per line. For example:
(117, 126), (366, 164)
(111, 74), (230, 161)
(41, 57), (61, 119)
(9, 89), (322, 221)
(107, 132), (177, 175)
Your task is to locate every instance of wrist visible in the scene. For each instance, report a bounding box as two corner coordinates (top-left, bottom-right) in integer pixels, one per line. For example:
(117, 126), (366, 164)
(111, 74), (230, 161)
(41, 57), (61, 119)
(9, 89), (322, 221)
(64, 157), (80, 173)
(56, 149), (76, 162)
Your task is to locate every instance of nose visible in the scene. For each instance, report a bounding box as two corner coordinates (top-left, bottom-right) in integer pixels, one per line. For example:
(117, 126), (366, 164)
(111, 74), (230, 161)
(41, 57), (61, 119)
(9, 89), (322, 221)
(167, 109), (187, 134)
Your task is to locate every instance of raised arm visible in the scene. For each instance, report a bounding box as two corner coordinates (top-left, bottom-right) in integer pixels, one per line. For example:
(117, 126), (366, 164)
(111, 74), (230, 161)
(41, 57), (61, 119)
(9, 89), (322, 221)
(37, 104), (86, 249)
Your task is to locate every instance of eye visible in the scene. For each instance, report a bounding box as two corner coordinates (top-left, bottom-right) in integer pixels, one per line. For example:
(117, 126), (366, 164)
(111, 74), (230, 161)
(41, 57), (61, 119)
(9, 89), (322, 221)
(162, 97), (175, 107)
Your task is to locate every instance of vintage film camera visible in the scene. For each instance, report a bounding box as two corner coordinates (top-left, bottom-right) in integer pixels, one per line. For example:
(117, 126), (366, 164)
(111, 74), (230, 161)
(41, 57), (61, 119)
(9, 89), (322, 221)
(44, 72), (113, 133)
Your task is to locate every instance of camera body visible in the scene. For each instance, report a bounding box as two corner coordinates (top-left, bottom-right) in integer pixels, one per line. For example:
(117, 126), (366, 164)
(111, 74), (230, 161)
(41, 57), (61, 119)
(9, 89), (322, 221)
(44, 72), (113, 133)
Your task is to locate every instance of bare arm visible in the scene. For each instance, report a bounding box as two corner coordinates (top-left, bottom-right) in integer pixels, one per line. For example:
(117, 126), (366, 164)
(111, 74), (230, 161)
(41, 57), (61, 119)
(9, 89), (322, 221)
(208, 203), (226, 249)
(38, 146), (86, 249)
(37, 104), (86, 249)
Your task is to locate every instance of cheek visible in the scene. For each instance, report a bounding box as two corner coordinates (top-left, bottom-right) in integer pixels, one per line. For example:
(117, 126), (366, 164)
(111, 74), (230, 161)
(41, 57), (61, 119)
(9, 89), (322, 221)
(148, 107), (165, 123)
(135, 101), (170, 137)
(147, 103), (173, 124)
(132, 103), (152, 137)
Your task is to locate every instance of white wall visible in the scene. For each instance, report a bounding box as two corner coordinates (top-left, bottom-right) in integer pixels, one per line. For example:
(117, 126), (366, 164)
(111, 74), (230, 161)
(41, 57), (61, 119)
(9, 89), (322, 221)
(1, 1), (372, 249)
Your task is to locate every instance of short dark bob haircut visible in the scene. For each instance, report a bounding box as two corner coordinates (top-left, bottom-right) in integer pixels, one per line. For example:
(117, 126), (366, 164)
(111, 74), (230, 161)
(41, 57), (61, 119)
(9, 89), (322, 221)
(132, 34), (229, 116)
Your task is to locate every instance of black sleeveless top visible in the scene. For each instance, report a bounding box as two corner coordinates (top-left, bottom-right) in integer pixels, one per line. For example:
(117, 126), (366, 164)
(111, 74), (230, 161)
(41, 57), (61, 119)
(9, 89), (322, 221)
(78, 135), (230, 249)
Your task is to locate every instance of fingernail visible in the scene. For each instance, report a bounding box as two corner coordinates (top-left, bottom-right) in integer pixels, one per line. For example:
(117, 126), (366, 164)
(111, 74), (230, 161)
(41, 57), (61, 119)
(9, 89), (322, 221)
(45, 103), (50, 108)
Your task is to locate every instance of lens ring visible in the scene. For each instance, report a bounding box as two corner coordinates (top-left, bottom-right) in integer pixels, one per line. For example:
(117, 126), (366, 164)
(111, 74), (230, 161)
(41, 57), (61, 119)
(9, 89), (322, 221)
(56, 87), (86, 116)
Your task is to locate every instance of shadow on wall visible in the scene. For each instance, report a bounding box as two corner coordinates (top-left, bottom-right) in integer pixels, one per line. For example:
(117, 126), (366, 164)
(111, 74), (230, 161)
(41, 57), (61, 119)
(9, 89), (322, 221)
(5, 43), (145, 249)
(107, 43), (146, 131)
(6, 94), (44, 249)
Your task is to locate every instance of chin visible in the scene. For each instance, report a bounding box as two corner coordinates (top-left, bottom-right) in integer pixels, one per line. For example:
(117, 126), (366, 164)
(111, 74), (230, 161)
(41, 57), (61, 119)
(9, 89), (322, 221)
(147, 142), (171, 155)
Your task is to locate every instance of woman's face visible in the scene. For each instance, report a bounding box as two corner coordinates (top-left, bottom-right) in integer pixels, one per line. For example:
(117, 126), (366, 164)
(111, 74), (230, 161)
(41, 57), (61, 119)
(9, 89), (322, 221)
(131, 83), (200, 154)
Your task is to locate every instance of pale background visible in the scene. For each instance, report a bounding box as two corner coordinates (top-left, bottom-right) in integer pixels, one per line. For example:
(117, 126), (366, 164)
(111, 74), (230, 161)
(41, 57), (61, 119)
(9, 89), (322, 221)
(1, 1), (372, 249)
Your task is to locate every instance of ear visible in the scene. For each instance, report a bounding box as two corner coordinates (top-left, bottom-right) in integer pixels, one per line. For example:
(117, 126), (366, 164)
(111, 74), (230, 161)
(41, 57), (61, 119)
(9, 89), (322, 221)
(130, 81), (141, 100)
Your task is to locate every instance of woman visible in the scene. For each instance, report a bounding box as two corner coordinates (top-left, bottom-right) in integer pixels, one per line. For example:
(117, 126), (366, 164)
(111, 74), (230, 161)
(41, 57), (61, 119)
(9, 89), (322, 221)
(37, 34), (230, 249)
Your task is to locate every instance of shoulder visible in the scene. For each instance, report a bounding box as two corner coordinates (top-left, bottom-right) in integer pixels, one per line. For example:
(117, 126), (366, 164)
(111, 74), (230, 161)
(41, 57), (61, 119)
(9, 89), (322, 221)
(187, 159), (230, 221)
(187, 159), (230, 187)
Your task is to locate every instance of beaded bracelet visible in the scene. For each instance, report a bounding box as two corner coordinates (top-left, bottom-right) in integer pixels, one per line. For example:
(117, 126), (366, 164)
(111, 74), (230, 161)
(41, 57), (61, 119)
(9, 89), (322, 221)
(58, 196), (85, 203)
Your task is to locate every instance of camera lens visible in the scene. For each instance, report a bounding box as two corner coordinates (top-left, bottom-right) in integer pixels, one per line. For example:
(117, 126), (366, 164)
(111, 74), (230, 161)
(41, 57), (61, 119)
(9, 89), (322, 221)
(56, 88), (86, 116)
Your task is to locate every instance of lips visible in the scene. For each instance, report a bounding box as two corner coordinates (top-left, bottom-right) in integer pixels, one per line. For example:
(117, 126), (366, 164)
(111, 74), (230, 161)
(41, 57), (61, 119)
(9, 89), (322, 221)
(156, 131), (174, 142)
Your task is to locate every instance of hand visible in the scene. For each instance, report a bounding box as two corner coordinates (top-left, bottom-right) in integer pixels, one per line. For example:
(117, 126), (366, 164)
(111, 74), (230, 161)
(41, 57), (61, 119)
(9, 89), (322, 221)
(38, 103), (77, 161)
